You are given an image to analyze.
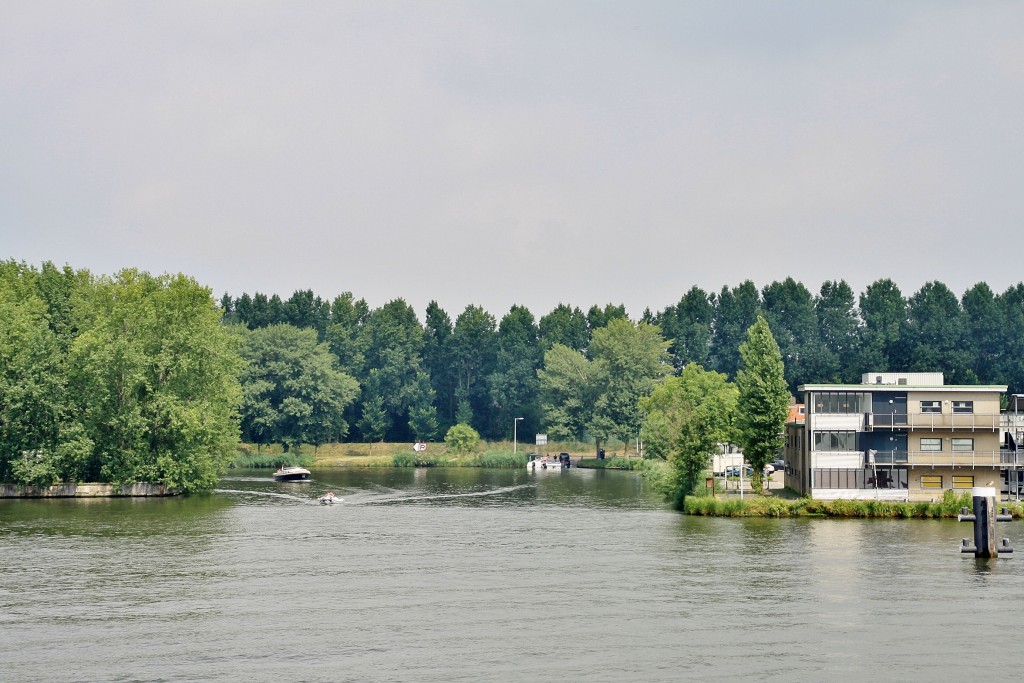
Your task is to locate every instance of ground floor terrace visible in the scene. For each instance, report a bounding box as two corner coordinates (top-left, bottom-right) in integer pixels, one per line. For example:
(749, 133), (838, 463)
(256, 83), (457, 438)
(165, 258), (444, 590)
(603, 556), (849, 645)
(784, 465), (1024, 502)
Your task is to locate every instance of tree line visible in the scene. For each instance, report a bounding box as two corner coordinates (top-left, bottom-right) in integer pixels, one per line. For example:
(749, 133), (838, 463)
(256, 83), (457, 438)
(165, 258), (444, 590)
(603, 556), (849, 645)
(221, 277), (1024, 447)
(0, 262), (240, 491)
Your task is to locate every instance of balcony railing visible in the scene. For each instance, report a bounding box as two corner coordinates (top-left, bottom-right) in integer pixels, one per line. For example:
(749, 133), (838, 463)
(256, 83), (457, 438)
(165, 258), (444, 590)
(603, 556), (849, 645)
(864, 450), (1024, 467)
(865, 412), (1001, 430)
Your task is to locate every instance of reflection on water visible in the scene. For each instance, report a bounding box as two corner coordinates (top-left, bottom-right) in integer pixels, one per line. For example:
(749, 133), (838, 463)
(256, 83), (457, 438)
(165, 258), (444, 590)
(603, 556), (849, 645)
(2, 467), (1022, 682)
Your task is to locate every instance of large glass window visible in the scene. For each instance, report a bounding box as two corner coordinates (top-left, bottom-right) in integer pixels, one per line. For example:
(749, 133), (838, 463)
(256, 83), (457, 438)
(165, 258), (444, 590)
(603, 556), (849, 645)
(811, 392), (867, 414)
(952, 401), (974, 414)
(813, 431), (857, 451)
(813, 468), (908, 489)
(920, 400), (941, 414)
(952, 438), (974, 452)
(919, 438), (942, 452)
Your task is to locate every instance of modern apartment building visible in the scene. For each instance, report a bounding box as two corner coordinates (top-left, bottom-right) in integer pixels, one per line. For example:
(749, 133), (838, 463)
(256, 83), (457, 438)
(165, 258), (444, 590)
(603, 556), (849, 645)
(783, 372), (1020, 501)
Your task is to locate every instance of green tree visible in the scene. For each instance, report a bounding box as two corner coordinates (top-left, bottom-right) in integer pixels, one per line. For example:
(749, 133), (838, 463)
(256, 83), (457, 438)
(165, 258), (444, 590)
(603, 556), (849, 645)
(423, 301), (457, 434)
(239, 324), (358, 453)
(444, 423), (480, 454)
(538, 303), (589, 352)
(815, 280), (859, 382)
(857, 279), (906, 372)
(761, 278), (823, 391)
(710, 281), (760, 378)
(539, 319), (670, 455)
(658, 286), (713, 371)
(489, 305), (542, 440)
(361, 299), (426, 441)
(734, 316), (789, 493)
(451, 305), (498, 435)
(902, 281), (973, 382)
(961, 282), (1002, 384)
(640, 365), (737, 508)
(70, 270), (243, 492)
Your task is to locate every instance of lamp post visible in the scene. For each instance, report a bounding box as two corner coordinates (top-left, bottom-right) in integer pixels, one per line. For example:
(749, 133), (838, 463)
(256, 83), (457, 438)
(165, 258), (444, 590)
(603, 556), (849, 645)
(513, 417), (524, 454)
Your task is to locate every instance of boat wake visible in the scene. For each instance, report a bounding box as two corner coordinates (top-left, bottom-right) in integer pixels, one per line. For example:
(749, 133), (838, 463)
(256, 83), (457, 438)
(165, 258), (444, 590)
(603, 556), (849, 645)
(350, 483), (532, 505)
(214, 488), (315, 503)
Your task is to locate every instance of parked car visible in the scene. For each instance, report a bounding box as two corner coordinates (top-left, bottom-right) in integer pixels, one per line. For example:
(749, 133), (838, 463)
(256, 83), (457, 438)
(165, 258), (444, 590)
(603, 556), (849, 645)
(725, 465), (754, 479)
(772, 458), (785, 471)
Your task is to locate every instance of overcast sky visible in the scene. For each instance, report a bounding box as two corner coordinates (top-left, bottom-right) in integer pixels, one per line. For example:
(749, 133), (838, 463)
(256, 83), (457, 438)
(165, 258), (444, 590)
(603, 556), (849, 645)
(2, 1), (1022, 320)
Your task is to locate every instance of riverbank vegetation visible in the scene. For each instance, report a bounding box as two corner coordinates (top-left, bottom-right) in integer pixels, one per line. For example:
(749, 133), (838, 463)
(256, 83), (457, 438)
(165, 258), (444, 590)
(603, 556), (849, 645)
(682, 490), (1024, 519)
(0, 262), (240, 492)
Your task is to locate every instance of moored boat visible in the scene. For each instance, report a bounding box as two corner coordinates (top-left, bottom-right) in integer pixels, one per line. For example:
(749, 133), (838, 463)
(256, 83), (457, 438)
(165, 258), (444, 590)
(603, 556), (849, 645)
(526, 454), (570, 472)
(273, 466), (311, 481)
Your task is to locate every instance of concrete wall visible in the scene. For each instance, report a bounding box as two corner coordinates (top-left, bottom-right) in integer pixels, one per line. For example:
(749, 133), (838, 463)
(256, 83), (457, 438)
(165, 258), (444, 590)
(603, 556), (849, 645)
(0, 483), (175, 498)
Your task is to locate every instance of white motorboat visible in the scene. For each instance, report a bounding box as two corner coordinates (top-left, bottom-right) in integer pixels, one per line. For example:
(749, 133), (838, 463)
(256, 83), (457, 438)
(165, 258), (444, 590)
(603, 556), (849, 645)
(318, 492), (339, 505)
(526, 454), (569, 472)
(273, 466), (311, 481)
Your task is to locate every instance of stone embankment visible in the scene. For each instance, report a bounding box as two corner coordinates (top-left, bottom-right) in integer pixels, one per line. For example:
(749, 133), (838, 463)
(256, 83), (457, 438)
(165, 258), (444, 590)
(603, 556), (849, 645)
(0, 483), (175, 498)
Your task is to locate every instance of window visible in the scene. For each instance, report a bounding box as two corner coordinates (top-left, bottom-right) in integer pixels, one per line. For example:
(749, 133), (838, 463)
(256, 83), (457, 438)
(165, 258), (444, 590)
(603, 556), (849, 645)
(811, 392), (867, 414)
(920, 475), (943, 489)
(919, 438), (942, 452)
(952, 475), (974, 489)
(952, 438), (974, 452)
(952, 401), (974, 414)
(920, 400), (941, 414)
(813, 431), (857, 452)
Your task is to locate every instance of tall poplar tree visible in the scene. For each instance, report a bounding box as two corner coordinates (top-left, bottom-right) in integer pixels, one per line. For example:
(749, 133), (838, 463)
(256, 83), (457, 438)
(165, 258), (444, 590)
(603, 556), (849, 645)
(734, 316), (789, 493)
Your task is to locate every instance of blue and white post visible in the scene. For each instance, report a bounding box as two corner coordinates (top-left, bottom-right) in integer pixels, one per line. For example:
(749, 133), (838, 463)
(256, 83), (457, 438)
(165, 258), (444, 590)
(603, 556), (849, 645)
(958, 487), (1014, 558)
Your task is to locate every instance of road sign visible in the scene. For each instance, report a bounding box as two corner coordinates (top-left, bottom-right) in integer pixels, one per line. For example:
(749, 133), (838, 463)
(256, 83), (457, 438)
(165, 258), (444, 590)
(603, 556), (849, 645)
(536, 434), (547, 446)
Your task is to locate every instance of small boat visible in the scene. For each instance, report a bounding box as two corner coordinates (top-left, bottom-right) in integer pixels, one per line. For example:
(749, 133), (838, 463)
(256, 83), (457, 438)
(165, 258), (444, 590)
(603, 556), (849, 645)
(273, 466), (311, 481)
(526, 454), (569, 472)
(318, 492), (339, 505)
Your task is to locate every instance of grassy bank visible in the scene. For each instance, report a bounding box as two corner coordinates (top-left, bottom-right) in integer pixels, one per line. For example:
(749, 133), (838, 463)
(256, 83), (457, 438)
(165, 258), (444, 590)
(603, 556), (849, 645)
(229, 441), (598, 469)
(683, 490), (1024, 519)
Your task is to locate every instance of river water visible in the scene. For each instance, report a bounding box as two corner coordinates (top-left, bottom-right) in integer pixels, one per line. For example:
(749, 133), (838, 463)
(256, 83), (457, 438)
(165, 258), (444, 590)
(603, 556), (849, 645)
(1, 467), (1021, 682)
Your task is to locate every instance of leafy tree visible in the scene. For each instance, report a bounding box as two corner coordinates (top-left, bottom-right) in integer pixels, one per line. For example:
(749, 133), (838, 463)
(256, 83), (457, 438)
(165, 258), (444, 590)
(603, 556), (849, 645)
(761, 278), (823, 391)
(640, 364), (737, 508)
(405, 371), (438, 440)
(489, 305), (542, 440)
(357, 384), (389, 447)
(858, 279), (906, 372)
(586, 303), (628, 335)
(239, 324), (358, 453)
(539, 319), (670, 455)
(961, 282), (1002, 384)
(815, 280), (859, 382)
(361, 299), (425, 441)
(710, 281), (760, 378)
(538, 303), (589, 352)
(537, 344), (595, 442)
(658, 286), (713, 371)
(444, 423), (480, 454)
(902, 281), (973, 382)
(588, 319), (672, 451)
(423, 301), (457, 433)
(69, 270), (243, 492)
(451, 305), (498, 435)
(734, 316), (789, 493)
(284, 289), (331, 339)
(998, 284), (1024, 394)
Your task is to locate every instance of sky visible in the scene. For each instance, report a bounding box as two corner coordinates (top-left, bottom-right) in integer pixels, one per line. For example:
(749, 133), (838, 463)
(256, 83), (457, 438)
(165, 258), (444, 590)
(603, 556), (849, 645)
(2, 1), (1022, 321)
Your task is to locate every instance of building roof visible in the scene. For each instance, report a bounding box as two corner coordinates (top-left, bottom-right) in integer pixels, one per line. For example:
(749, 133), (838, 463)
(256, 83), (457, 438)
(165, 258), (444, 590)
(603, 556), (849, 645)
(798, 383), (1006, 393)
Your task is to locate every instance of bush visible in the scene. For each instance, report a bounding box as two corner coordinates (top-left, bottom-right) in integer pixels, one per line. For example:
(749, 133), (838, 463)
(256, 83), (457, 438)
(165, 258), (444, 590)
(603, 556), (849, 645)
(478, 450), (528, 468)
(444, 424), (480, 454)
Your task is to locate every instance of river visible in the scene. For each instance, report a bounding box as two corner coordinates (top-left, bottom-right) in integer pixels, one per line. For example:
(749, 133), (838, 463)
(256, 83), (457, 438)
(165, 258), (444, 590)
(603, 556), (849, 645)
(1, 467), (1021, 682)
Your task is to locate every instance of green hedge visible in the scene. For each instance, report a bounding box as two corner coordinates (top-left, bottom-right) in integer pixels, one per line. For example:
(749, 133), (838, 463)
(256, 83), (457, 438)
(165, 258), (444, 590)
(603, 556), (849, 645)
(682, 490), (1024, 518)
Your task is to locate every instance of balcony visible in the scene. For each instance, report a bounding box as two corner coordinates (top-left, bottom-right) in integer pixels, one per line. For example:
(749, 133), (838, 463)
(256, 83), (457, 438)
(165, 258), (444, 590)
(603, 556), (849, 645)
(865, 449), (1024, 467)
(865, 412), (1000, 431)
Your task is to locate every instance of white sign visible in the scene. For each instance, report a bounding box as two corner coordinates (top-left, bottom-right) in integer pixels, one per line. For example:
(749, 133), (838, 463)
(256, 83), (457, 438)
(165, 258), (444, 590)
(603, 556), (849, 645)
(413, 441), (426, 452)
(535, 434), (547, 446)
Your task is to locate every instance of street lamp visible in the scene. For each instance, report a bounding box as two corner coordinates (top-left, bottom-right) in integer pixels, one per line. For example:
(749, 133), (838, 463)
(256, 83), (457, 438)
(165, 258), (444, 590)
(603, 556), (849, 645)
(513, 417), (524, 454)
